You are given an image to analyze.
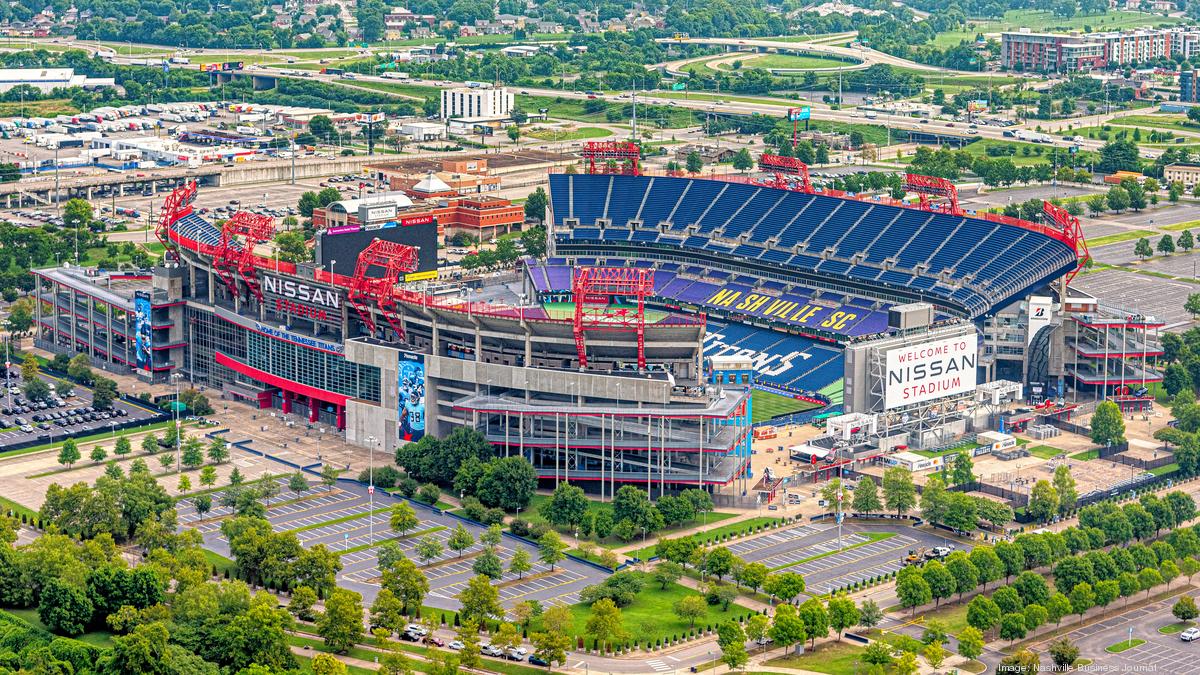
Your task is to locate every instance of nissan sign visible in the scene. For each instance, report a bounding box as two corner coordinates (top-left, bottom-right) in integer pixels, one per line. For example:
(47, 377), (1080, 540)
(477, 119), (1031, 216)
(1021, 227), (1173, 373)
(262, 275), (342, 322)
(884, 333), (978, 409)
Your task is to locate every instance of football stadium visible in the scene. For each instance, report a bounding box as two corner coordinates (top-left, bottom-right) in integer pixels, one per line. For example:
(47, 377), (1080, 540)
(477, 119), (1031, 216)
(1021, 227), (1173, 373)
(31, 142), (1166, 497)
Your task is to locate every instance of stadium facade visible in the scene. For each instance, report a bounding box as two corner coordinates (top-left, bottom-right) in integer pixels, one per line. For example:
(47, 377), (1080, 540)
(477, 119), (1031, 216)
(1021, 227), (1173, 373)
(30, 145), (1162, 494)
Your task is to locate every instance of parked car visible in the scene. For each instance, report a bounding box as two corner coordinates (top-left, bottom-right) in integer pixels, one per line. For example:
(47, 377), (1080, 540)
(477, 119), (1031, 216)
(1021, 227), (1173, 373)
(528, 655), (550, 667)
(1183, 627), (1200, 642)
(448, 640), (465, 651)
(480, 644), (504, 657)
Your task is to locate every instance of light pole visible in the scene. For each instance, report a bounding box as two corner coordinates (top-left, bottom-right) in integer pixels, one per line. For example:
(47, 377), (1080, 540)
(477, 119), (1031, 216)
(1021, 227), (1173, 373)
(366, 434), (377, 546)
(172, 372), (183, 472)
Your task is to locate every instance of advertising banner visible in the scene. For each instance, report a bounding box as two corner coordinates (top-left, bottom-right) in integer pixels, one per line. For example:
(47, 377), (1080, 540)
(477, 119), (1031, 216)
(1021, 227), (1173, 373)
(788, 106), (811, 122)
(327, 224), (362, 235)
(398, 352), (426, 443)
(134, 291), (152, 370)
(404, 270), (439, 282)
(884, 333), (978, 409)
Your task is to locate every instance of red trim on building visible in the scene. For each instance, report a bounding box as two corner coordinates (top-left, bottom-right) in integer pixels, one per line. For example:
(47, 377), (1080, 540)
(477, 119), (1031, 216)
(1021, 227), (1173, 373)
(214, 350), (349, 406)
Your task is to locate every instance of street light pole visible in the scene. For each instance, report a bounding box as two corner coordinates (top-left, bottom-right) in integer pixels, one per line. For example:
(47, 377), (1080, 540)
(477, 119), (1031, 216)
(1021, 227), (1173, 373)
(366, 434), (376, 546)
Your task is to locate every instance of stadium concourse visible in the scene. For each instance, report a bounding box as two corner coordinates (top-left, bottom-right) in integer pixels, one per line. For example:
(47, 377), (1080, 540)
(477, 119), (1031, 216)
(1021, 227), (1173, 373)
(535, 166), (1087, 407)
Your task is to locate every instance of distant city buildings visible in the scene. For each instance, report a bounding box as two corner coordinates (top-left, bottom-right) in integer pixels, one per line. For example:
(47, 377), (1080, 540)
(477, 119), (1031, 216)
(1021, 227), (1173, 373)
(1002, 26), (1200, 72)
(439, 86), (514, 123)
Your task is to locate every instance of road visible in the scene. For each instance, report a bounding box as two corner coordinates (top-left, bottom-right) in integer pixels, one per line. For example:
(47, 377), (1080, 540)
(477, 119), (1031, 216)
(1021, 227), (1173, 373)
(655, 36), (979, 75)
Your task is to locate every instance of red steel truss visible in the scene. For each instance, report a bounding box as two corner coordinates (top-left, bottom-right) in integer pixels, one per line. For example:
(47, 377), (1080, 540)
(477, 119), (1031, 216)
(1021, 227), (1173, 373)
(155, 180), (198, 259)
(347, 239), (419, 341)
(582, 141), (641, 176)
(757, 153), (813, 193)
(213, 211), (276, 302)
(571, 266), (654, 369)
(903, 172), (962, 216)
(1042, 200), (1090, 284)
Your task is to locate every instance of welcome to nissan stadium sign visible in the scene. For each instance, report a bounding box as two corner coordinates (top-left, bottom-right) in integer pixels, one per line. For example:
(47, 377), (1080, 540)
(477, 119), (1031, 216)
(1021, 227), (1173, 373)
(884, 334), (978, 409)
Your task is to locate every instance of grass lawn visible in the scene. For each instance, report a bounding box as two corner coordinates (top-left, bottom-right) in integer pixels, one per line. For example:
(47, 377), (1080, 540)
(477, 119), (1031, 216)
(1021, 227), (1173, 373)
(0, 495), (37, 521)
(911, 441), (980, 459)
(1160, 620), (1195, 634)
(1088, 229), (1159, 247)
(518, 94), (698, 128)
(203, 549), (237, 577)
(916, 601), (971, 634)
(7, 607), (115, 648)
(0, 99), (78, 116)
(752, 389), (821, 423)
(629, 516), (784, 560)
(1151, 462), (1180, 476)
(719, 53), (859, 70)
(1106, 637), (1146, 653)
(960, 9), (1180, 34)
(1027, 445), (1066, 460)
(525, 126), (611, 141)
(1071, 448), (1101, 461)
(1163, 219), (1200, 232)
(338, 79), (441, 100)
(958, 139), (1061, 167)
(565, 575), (753, 646)
(763, 638), (866, 674)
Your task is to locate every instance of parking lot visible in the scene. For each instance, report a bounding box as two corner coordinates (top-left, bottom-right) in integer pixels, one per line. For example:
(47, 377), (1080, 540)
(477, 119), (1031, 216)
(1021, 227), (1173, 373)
(726, 521), (954, 595)
(0, 373), (160, 449)
(179, 476), (608, 609)
(1047, 593), (1200, 672)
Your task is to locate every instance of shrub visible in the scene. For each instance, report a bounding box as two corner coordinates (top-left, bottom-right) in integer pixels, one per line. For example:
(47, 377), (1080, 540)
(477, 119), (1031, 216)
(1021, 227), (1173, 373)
(509, 517), (531, 537)
(357, 465), (403, 488)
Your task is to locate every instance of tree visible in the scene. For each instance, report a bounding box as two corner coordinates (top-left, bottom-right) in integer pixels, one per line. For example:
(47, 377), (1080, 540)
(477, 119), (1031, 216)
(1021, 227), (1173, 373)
(763, 572), (806, 604)
(1160, 234), (1177, 254)
(1135, 237), (1154, 259)
(951, 451), (974, 487)
(476, 456), (538, 511)
(1000, 612), (1027, 643)
(309, 115), (335, 141)
(289, 586), (319, 622)
(370, 589), (407, 634)
(472, 546), (503, 580)
(58, 439), (81, 468)
(717, 620), (749, 669)
(851, 478), (881, 515)
(538, 531), (567, 571)
(586, 597), (627, 651)
(207, 439), (230, 464)
(318, 589), (364, 653)
(966, 594), (1001, 633)
(1176, 595), (1200, 622)
(38, 578), (93, 636)
(310, 654), (349, 675)
(768, 604), (806, 656)
(448, 523), (474, 557)
(63, 198), (93, 230)
(858, 599), (883, 629)
(505, 547), (532, 579)
(945, 552), (979, 600)
(1053, 464), (1078, 516)
(457, 575), (502, 627)
(999, 649), (1040, 674)
(381, 558), (428, 616)
(524, 187), (548, 224)
(896, 567), (932, 614)
(922, 560), (955, 607)
(1091, 400), (1126, 446)
(5, 297), (32, 333)
(1188, 294), (1200, 320)
(882, 467), (916, 517)
(862, 641), (893, 668)
(389, 502), (420, 538)
(1049, 637), (1080, 670)
(90, 444), (108, 464)
(67, 353), (94, 384)
(955, 624), (984, 658)
(181, 438), (204, 470)
(920, 476), (948, 526)
(543, 483), (589, 528)
(193, 494), (212, 520)
(530, 629), (571, 668)
(673, 594), (707, 629)
(92, 377), (117, 410)
(970, 546), (1004, 589)
(732, 148), (753, 172)
(1108, 186), (1132, 213)
(826, 594), (859, 640)
(1182, 230), (1196, 252)
(923, 642), (946, 670)
(507, 125), (520, 144)
(654, 561), (684, 590)
(1026, 480), (1058, 524)
(686, 151), (703, 175)
(1069, 582), (1095, 619)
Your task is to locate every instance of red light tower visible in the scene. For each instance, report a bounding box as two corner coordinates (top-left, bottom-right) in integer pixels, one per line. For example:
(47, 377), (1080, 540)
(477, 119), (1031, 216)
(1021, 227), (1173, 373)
(571, 266), (654, 370)
(1042, 200), (1091, 284)
(347, 239), (419, 341)
(758, 154), (813, 193)
(902, 172), (962, 216)
(155, 180), (198, 259)
(581, 141), (641, 176)
(213, 211), (275, 302)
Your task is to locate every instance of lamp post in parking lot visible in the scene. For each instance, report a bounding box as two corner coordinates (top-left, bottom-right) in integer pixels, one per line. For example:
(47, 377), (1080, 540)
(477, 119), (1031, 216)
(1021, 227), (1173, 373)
(171, 372), (183, 472)
(366, 434), (377, 546)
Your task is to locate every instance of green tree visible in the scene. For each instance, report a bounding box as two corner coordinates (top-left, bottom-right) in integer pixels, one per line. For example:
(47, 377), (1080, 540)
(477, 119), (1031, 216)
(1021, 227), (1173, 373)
(717, 620), (749, 669)
(1160, 234), (1178, 254)
(1069, 582), (1095, 619)
(370, 588), (407, 634)
(181, 438), (204, 470)
(882, 467), (917, 517)
(389, 502), (420, 537)
(1000, 612), (1027, 643)
(586, 597), (628, 651)
(1174, 595), (1199, 621)
(732, 148), (753, 172)
(826, 594), (859, 640)
(958, 625), (984, 660)
(945, 552), (979, 600)
(63, 198), (93, 231)
(38, 578), (93, 636)
(1053, 464), (1078, 516)
(538, 531), (567, 571)
(448, 523), (475, 557)
(686, 151), (703, 174)
(380, 557), (428, 616)
(768, 604), (807, 657)
(1181, 230), (1195, 252)
(58, 439), (81, 468)
(1134, 236), (1153, 259)
(896, 567), (932, 614)
(90, 445), (107, 463)
(523, 187), (548, 224)
(1028, 480), (1059, 524)
(1091, 400), (1126, 446)
(1049, 637), (1080, 670)
(457, 575), (502, 627)
(950, 451), (974, 487)
(472, 546), (503, 580)
(966, 594), (1001, 633)
(851, 477), (881, 515)
(288, 586), (319, 621)
(543, 483), (590, 528)
(509, 548), (533, 579)
(922, 560), (956, 607)
(673, 594), (708, 630)
(530, 629), (571, 668)
(415, 534), (443, 565)
(1188, 294), (1200, 320)
(318, 589), (364, 653)
(207, 438), (230, 464)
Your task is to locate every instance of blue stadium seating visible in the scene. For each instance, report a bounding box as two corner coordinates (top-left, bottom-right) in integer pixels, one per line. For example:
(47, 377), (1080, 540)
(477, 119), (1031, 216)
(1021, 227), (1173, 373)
(549, 174), (1078, 319)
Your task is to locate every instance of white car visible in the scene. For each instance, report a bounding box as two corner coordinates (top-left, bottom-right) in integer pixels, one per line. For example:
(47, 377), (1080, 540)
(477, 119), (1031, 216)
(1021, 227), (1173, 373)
(1182, 627), (1200, 642)
(404, 624), (428, 636)
(481, 644), (505, 657)
(448, 640), (465, 650)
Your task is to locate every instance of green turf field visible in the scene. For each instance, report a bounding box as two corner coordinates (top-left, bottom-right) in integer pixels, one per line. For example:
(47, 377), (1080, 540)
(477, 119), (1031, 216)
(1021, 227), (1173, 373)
(751, 388), (821, 423)
(717, 53), (859, 70)
(542, 302), (671, 323)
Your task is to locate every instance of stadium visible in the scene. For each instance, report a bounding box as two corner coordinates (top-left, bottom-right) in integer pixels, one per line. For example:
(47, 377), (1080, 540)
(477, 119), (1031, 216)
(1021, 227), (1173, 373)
(32, 141), (1163, 498)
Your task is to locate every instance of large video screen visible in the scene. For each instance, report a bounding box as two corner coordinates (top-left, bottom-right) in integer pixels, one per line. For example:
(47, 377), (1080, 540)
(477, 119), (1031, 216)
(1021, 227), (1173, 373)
(134, 291), (152, 371)
(315, 217), (438, 278)
(397, 351), (426, 444)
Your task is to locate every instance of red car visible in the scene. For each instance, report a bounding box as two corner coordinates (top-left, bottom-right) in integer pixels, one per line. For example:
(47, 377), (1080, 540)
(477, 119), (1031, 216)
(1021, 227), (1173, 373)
(425, 636), (445, 648)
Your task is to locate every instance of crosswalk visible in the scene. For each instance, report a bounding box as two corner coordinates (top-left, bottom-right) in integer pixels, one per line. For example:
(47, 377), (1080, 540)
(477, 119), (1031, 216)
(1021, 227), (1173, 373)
(645, 659), (671, 672)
